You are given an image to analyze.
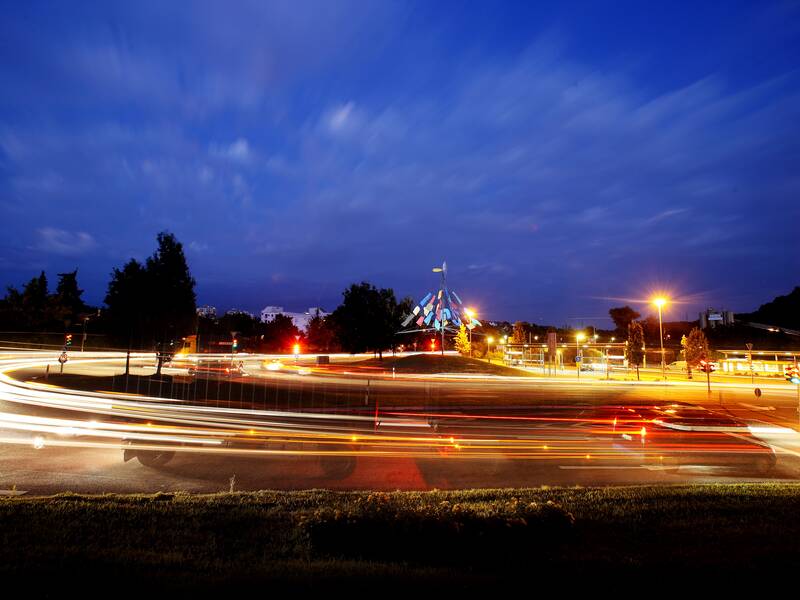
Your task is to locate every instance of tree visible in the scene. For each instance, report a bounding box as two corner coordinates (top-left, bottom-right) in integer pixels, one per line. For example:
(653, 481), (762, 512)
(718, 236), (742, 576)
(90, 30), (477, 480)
(609, 306), (640, 336)
(329, 282), (401, 359)
(741, 286), (800, 330)
(625, 321), (645, 380)
(454, 324), (471, 356)
(306, 311), (336, 352)
(512, 321), (527, 344)
(682, 327), (709, 380)
(0, 285), (24, 330)
(104, 232), (197, 374)
(53, 270), (85, 327)
(261, 313), (302, 352)
(146, 232), (197, 354)
(21, 271), (49, 329)
(105, 259), (148, 372)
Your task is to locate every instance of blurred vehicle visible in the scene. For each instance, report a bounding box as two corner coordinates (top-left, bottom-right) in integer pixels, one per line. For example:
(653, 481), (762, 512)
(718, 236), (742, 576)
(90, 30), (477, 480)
(262, 359), (283, 371)
(187, 358), (248, 378)
(606, 403), (776, 473)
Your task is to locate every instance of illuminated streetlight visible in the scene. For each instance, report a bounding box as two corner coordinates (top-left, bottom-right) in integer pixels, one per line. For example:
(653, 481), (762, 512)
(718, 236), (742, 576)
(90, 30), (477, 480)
(575, 332), (585, 380)
(652, 297), (669, 380)
(487, 336), (494, 363)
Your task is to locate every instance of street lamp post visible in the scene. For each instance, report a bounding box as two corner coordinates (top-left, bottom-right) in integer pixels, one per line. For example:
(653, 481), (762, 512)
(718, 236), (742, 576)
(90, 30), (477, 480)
(486, 336), (494, 363)
(653, 297), (668, 380)
(80, 310), (100, 352)
(575, 332), (585, 380)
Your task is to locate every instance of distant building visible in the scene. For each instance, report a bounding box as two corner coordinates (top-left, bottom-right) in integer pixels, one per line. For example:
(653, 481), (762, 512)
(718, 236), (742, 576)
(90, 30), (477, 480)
(196, 305), (217, 319)
(225, 308), (255, 319)
(699, 307), (735, 329)
(260, 306), (329, 331)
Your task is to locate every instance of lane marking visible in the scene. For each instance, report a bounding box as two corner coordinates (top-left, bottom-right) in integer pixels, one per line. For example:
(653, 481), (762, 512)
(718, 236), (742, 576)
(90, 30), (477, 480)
(738, 403), (776, 411)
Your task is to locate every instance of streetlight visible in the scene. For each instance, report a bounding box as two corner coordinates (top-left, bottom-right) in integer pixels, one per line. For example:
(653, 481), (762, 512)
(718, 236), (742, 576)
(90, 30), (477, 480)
(80, 309), (101, 352)
(487, 336), (494, 363)
(464, 308), (476, 357)
(652, 297), (668, 380)
(575, 332), (586, 380)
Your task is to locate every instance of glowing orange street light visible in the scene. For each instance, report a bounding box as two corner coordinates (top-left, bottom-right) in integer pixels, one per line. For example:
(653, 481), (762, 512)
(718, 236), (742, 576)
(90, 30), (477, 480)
(651, 297), (669, 380)
(575, 332), (586, 380)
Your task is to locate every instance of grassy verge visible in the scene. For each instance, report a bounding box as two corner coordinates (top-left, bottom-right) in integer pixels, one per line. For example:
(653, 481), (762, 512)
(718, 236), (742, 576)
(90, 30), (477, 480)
(2, 485), (800, 589)
(355, 353), (533, 376)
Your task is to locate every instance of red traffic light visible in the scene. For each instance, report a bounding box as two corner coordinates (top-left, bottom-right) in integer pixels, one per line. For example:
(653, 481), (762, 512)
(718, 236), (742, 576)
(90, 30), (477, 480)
(699, 359), (716, 373)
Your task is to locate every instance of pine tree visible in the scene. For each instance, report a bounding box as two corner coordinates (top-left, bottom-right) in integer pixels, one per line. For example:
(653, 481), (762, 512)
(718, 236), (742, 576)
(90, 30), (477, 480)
(454, 323), (471, 356)
(53, 270), (85, 327)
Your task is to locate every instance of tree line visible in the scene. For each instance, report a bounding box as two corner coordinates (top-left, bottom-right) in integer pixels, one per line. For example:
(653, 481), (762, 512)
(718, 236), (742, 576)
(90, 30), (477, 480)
(0, 232), (421, 357)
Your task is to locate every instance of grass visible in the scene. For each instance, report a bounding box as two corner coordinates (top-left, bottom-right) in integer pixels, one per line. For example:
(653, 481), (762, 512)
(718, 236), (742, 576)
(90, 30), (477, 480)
(17, 356), (533, 411)
(2, 485), (800, 590)
(356, 353), (533, 376)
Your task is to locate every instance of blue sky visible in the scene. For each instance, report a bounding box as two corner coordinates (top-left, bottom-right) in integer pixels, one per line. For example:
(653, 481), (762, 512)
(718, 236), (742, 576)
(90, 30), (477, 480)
(1, 1), (799, 326)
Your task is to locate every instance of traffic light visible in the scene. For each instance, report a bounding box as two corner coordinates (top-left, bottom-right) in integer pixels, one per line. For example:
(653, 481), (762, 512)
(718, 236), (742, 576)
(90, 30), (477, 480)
(64, 334), (73, 347)
(232, 338), (238, 352)
(785, 364), (800, 384)
(699, 359), (716, 374)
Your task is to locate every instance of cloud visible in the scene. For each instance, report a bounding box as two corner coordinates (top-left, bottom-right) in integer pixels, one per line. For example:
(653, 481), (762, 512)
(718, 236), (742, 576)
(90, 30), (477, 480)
(34, 228), (97, 256)
(1, 5), (798, 319)
(209, 138), (251, 162)
(188, 241), (209, 253)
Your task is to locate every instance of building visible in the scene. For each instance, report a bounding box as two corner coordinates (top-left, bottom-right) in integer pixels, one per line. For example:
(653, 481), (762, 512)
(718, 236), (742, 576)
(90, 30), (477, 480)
(260, 306), (329, 332)
(718, 349), (800, 376)
(196, 305), (217, 319)
(225, 308), (256, 319)
(699, 307), (735, 329)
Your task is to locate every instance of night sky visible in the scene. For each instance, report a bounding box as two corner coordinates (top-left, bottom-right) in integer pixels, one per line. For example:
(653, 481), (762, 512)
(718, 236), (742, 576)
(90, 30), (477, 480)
(1, 1), (798, 327)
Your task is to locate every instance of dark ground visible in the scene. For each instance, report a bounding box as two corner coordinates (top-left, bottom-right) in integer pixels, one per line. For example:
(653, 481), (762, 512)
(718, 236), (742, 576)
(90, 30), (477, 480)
(2, 484), (800, 593)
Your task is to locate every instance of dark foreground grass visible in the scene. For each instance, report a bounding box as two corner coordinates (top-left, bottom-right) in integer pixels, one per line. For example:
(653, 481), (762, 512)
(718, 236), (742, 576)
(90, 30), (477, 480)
(2, 485), (800, 592)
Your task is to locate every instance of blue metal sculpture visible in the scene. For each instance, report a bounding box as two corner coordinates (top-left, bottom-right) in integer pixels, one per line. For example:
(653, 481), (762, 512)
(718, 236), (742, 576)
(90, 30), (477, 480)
(401, 261), (481, 334)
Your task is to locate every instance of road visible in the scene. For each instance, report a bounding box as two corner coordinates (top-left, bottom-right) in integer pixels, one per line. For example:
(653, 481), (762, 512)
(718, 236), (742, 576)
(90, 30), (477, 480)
(2, 350), (800, 495)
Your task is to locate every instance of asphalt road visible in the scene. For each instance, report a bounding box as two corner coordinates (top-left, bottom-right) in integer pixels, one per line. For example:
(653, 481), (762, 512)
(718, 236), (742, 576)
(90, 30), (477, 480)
(2, 350), (800, 495)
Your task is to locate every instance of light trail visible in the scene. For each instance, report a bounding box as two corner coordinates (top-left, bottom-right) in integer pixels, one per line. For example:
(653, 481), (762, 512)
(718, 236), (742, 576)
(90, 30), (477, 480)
(0, 351), (789, 474)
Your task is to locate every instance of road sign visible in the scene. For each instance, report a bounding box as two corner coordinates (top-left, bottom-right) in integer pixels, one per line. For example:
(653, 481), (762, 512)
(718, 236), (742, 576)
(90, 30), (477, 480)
(58, 352), (68, 364)
(575, 355), (582, 363)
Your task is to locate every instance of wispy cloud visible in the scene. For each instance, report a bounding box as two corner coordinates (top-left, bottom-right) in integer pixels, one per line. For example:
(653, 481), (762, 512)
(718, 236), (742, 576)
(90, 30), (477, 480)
(34, 228), (97, 256)
(209, 138), (251, 162)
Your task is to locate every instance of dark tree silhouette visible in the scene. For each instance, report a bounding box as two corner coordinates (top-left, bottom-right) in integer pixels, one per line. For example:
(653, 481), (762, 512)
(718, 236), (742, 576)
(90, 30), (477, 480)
(609, 306), (641, 336)
(626, 321), (645, 380)
(53, 270), (85, 327)
(330, 282), (401, 359)
(261, 313), (302, 352)
(104, 232), (196, 373)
